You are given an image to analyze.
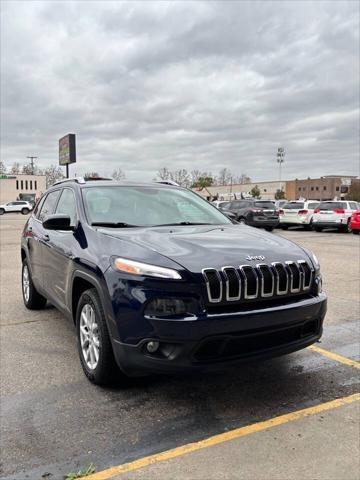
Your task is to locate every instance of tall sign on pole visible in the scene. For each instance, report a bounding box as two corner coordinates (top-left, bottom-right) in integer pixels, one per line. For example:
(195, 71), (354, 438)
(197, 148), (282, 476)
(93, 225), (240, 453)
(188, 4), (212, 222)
(277, 147), (285, 189)
(59, 134), (76, 178)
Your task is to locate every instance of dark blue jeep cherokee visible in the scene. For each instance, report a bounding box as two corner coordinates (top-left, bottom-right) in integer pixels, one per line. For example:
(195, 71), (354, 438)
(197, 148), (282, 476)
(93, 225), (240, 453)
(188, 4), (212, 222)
(21, 178), (326, 385)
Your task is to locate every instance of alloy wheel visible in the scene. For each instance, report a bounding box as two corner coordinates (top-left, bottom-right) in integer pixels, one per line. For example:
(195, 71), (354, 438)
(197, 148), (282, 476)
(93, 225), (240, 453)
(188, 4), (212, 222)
(79, 303), (100, 370)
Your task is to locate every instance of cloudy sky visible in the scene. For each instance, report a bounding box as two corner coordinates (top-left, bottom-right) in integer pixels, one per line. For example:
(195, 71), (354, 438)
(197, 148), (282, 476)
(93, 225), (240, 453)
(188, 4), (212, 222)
(1, 0), (359, 181)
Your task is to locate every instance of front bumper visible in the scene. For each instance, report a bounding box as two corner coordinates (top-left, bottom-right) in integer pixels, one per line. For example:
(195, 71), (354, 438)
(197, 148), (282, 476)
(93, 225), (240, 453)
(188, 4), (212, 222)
(111, 293), (327, 376)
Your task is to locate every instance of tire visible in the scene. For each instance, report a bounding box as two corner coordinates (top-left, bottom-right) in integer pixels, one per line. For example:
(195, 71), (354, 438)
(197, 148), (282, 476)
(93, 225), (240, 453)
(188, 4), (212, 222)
(238, 217), (247, 224)
(22, 259), (47, 309)
(352, 229), (359, 235)
(281, 225), (288, 230)
(76, 288), (120, 385)
(314, 227), (323, 232)
(0, 208), (4, 215)
(344, 220), (352, 233)
(265, 226), (274, 232)
(21, 208), (29, 215)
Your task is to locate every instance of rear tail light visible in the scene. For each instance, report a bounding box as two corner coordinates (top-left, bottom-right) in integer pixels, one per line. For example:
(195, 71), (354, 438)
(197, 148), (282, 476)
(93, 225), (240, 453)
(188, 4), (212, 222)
(278, 209), (284, 215)
(298, 209), (308, 215)
(313, 208), (320, 214)
(333, 209), (345, 214)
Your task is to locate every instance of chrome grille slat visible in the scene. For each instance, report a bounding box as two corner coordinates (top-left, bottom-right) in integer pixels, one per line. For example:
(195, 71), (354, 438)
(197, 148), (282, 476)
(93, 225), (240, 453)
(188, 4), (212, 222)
(202, 268), (223, 303)
(256, 263), (274, 297)
(239, 265), (259, 299)
(202, 260), (314, 303)
(222, 266), (241, 301)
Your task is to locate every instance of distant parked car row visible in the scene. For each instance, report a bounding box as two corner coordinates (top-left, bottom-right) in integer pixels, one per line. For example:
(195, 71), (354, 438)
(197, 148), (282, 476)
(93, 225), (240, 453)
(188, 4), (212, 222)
(214, 199), (360, 234)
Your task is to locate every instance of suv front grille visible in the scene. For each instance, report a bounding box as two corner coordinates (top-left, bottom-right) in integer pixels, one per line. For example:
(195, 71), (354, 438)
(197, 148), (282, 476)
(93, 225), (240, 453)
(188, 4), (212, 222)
(202, 260), (313, 303)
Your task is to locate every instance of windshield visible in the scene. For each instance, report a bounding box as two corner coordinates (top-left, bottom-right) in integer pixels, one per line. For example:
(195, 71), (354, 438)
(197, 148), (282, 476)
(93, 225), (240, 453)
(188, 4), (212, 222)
(83, 186), (232, 227)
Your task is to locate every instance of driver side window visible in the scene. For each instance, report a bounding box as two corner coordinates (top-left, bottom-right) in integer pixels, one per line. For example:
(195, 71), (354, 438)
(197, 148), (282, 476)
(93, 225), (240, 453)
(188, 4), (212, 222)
(55, 189), (77, 226)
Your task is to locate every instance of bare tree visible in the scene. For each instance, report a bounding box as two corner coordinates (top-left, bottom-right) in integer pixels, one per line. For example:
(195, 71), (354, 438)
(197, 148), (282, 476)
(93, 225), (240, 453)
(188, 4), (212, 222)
(10, 162), (21, 174)
(44, 165), (64, 188)
(170, 169), (190, 187)
(0, 161), (6, 174)
(156, 167), (171, 181)
(217, 168), (232, 186)
(22, 164), (33, 175)
(111, 168), (125, 181)
(236, 173), (251, 184)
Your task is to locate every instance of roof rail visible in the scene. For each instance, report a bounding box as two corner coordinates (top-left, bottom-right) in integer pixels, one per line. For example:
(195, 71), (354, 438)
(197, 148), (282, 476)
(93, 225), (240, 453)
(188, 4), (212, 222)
(52, 177), (86, 186)
(156, 180), (180, 187)
(52, 176), (113, 186)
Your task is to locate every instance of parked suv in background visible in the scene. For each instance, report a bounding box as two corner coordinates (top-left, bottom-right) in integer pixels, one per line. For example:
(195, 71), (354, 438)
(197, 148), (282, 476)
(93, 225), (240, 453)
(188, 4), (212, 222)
(224, 199), (279, 231)
(21, 178), (326, 385)
(0, 200), (32, 215)
(279, 201), (319, 230)
(312, 201), (358, 232)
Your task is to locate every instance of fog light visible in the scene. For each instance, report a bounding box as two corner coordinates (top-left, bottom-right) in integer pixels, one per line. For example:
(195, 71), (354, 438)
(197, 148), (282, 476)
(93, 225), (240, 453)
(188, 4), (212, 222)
(146, 341), (160, 353)
(315, 276), (322, 294)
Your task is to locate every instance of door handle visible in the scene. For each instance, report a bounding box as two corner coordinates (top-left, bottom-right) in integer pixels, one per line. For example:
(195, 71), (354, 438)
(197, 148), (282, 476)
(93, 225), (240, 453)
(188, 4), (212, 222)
(43, 234), (50, 242)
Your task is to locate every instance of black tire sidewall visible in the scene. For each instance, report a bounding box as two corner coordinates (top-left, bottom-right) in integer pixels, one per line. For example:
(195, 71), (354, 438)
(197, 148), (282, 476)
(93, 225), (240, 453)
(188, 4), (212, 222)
(22, 208), (29, 215)
(0, 209), (4, 215)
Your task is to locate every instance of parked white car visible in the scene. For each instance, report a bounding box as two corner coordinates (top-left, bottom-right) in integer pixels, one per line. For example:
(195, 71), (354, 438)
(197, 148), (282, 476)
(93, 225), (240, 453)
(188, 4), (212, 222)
(0, 201), (33, 215)
(212, 200), (230, 209)
(312, 200), (358, 232)
(279, 201), (319, 230)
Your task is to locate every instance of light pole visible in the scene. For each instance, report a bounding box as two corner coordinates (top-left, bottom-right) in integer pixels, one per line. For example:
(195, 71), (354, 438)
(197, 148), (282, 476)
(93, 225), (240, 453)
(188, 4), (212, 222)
(26, 156), (37, 175)
(277, 147), (285, 192)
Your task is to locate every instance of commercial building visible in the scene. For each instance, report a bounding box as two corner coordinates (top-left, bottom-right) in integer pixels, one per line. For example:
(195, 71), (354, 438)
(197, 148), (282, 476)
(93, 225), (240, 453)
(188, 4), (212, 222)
(0, 174), (46, 204)
(193, 175), (358, 202)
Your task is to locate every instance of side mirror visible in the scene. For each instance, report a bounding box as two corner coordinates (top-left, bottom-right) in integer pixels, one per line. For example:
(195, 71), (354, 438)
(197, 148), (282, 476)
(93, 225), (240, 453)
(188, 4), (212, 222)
(43, 214), (74, 231)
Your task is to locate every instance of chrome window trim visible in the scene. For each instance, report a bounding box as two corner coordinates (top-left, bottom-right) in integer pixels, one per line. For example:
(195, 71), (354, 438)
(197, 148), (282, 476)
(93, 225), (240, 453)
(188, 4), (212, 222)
(202, 268), (223, 303)
(285, 261), (301, 293)
(298, 260), (313, 290)
(271, 262), (288, 295)
(256, 263), (274, 297)
(221, 266), (241, 301)
(239, 264), (259, 299)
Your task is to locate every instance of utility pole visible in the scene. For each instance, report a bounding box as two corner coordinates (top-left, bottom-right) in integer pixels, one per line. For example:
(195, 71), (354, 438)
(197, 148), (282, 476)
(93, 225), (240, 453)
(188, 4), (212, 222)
(276, 147), (285, 192)
(26, 156), (38, 175)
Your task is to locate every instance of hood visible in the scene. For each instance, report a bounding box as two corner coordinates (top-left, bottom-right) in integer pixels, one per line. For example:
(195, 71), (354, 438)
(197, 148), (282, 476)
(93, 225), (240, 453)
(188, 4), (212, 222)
(97, 224), (312, 273)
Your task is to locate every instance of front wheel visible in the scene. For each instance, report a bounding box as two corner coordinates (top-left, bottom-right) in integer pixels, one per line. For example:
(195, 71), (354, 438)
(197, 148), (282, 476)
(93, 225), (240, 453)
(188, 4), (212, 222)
(314, 226), (323, 232)
(265, 226), (274, 232)
(280, 225), (288, 230)
(21, 208), (29, 215)
(76, 288), (121, 385)
(22, 260), (47, 309)
(0, 208), (5, 215)
(352, 229), (359, 235)
(343, 220), (352, 233)
(238, 217), (247, 224)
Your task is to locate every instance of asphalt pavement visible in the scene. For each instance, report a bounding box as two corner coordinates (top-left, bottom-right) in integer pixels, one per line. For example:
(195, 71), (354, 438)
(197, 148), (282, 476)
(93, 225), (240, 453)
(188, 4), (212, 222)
(0, 214), (359, 480)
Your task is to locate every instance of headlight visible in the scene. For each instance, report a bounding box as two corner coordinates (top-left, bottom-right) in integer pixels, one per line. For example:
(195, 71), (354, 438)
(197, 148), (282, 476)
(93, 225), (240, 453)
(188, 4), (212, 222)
(113, 257), (181, 280)
(144, 298), (199, 317)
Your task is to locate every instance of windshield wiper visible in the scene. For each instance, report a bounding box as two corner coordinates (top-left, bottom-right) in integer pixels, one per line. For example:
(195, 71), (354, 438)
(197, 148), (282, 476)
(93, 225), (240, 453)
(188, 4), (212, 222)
(91, 222), (138, 228)
(154, 222), (213, 227)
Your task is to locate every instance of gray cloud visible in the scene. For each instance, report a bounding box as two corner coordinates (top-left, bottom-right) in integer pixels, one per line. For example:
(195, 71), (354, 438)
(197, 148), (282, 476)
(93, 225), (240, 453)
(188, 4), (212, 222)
(1, 0), (359, 181)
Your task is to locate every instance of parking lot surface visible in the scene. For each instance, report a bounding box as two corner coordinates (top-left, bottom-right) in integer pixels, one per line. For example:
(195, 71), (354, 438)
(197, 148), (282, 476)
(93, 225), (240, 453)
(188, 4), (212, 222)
(0, 214), (359, 480)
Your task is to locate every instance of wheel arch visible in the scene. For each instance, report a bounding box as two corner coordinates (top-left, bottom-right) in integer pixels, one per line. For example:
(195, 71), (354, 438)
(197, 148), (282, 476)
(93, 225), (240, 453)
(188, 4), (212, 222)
(70, 271), (108, 325)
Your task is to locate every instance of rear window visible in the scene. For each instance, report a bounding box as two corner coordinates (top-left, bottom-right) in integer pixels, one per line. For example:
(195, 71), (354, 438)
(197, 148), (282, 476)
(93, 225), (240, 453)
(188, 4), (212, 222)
(317, 202), (346, 210)
(283, 202), (304, 209)
(307, 203), (319, 209)
(254, 202), (275, 209)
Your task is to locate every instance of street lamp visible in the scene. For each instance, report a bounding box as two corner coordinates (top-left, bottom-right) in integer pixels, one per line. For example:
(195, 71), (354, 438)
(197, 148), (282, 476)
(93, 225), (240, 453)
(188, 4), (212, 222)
(277, 147), (285, 189)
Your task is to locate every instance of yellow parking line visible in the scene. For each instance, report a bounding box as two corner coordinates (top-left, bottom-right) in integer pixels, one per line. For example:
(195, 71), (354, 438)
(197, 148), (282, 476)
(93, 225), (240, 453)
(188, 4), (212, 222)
(83, 393), (360, 480)
(309, 345), (360, 369)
